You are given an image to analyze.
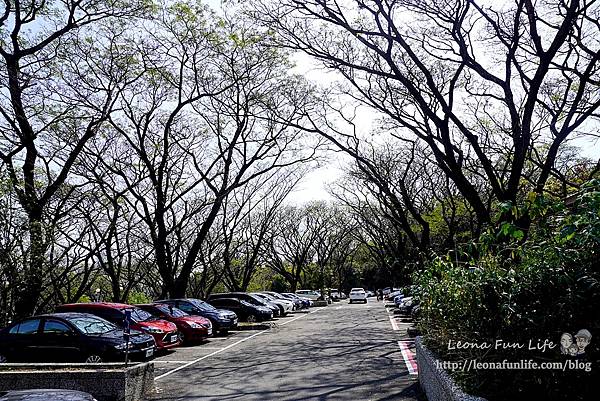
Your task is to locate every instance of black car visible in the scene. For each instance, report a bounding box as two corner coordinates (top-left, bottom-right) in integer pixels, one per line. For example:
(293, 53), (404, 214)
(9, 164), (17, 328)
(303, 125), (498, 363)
(155, 298), (238, 334)
(207, 298), (273, 322)
(0, 313), (156, 363)
(0, 390), (97, 401)
(208, 292), (280, 317)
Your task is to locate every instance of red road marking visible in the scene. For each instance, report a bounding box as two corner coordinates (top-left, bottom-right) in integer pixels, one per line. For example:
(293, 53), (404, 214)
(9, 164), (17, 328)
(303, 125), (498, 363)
(398, 341), (418, 375)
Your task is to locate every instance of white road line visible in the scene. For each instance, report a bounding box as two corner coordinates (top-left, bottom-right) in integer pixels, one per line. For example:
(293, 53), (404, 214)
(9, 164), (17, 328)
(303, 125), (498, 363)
(389, 316), (400, 331)
(154, 308), (320, 380)
(398, 341), (418, 375)
(278, 308), (320, 326)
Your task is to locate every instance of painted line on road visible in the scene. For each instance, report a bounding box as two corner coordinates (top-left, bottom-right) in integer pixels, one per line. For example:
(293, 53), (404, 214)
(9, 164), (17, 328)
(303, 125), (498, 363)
(155, 308), (320, 381)
(398, 341), (418, 375)
(389, 316), (400, 331)
(278, 308), (321, 326)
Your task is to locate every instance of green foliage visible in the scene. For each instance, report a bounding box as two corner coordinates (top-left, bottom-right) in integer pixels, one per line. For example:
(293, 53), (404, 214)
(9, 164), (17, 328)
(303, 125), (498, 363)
(127, 291), (151, 304)
(415, 180), (600, 401)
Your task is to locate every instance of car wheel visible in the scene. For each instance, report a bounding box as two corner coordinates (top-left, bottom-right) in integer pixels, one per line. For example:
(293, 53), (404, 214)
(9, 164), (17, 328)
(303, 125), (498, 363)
(349, 300), (353, 304)
(247, 314), (257, 323)
(0, 354), (7, 363)
(85, 354), (103, 363)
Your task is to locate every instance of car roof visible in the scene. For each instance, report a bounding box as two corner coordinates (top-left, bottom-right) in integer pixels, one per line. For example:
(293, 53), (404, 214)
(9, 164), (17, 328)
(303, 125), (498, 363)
(60, 302), (133, 310)
(0, 389), (95, 401)
(209, 297), (240, 302)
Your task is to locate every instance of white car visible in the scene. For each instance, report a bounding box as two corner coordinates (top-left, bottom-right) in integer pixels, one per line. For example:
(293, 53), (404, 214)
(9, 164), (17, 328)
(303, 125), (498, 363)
(295, 290), (322, 301)
(349, 288), (367, 304)
(252, 292), (293, 315)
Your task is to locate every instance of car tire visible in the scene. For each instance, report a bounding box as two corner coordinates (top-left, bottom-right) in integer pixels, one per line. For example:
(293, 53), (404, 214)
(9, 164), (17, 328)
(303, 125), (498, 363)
(247, 314), (257, 323)
(85, 354), (103, 363)
(349, 300), (353, 304)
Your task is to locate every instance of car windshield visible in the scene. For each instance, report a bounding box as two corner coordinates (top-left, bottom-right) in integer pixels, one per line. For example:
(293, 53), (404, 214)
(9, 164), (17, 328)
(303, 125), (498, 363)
(68, 316), (118, 335)
(156, 304), (188, 318)
(190, 299), (217, 312)
(128, 308), (155, 322)
(258, 293), (275, 300)
(247, 294), (267, 306)
(240, 300), (254, 308)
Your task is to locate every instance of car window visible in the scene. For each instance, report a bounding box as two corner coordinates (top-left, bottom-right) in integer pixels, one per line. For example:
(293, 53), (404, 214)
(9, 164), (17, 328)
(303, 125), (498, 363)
(156, 304), (187, 318)
(68, 316), (117, 335)
(93, 309), (124, 325)
(9, 319), (41, 334)
(127, 308), (154, 323)
(177, 302), (196, 313)
(42, 320), (73, 335)
(189, 299), (217, 312)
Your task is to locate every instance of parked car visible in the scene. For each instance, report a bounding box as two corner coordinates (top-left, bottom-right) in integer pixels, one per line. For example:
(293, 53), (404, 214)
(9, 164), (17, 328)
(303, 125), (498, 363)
(207, 298), (273, 322)
(56, 302), (180, 351)
(295, 290), (324, 301)
(349, 288), (367, 304)
(397, 297), (418, 314)
(0, 313), (155, 363)
(386, 290), (404, 301)
(0, 389), (97, 401)
(393, 294), (405, 306)
(282, 293), (312, 308)
(252, 292), (292, 315)
(208, 292), (280, 318)
(365, 290), (375, 298)
(156, 298), (238, 334)
(136, 303), (212, 343)
(266, 291), (303, 310)
(329, 289), (348, 300)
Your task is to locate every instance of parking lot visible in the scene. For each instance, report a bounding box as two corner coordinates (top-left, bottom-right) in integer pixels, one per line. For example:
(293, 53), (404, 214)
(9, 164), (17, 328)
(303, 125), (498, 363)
(149, 300), (422, 401)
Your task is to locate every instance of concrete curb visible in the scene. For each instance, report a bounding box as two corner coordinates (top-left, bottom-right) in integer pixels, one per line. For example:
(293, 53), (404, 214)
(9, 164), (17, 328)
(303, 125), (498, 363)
(415, 337), (487, 401)
(235, 322), (275, 331)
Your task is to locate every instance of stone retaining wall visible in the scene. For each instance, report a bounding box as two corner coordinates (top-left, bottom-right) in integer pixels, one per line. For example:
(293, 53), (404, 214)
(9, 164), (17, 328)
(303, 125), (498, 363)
(415, 337), (487, 401)
(0, 362), (154, 401)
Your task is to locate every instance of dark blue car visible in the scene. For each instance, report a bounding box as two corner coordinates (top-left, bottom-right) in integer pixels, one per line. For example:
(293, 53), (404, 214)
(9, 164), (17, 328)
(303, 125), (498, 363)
(155, 299), (238, 334)
(0, 313), (155, 363)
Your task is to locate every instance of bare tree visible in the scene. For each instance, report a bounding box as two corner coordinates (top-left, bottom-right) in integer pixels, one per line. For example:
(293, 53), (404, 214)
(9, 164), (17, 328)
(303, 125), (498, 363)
(251, 0), (600, 231)
(0, 4), (150, 316)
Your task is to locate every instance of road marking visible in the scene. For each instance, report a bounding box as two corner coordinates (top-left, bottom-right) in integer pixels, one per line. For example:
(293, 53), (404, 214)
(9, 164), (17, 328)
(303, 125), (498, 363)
(154, 308), (320, 381)
(398, 341), (418, 375)
(389, 316), (400, 331)
(278, 308), (320, 326)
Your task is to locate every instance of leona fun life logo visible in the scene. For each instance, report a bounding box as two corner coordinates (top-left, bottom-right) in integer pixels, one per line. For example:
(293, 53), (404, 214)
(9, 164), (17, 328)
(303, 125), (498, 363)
(560, 329), (592, 356)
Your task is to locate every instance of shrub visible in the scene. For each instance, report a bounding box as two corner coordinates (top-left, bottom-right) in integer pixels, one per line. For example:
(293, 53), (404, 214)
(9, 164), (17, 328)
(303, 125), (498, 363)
(415, 181), (600, 401)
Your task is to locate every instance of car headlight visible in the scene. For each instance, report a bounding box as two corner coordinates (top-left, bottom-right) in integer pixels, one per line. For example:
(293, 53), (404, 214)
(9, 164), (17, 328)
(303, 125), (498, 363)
(185, 321), (202, 329)
(142, 327), (164, 334)
(114, 342), (131, 350)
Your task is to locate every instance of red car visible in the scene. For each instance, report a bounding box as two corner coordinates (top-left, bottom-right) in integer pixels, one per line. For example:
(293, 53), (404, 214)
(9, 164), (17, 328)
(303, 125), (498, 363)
(136, 303), (213, 343)
(56, 302), (180, 351)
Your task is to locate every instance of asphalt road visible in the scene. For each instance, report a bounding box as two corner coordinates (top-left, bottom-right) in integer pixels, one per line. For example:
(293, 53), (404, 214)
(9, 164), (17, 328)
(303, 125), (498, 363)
(149, 300), (422, 401)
